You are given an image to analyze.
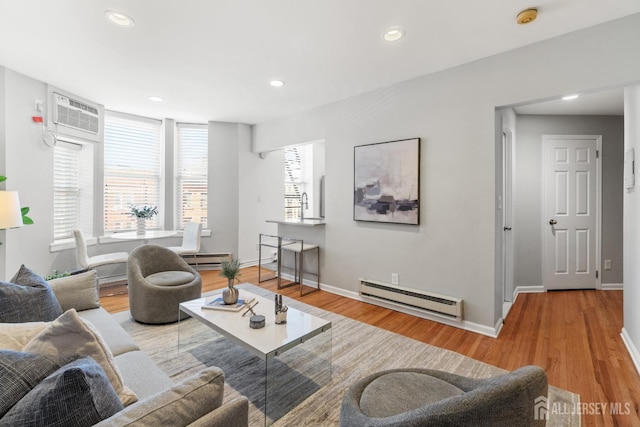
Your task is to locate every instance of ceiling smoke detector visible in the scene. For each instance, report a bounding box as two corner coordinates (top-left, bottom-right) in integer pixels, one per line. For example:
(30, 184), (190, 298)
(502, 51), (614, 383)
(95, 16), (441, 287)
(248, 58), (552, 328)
(517, 8), (538, 25)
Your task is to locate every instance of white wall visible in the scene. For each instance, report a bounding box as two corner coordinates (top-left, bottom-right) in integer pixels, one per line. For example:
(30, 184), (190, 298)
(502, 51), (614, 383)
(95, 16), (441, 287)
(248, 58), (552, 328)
(514, 115), (624, 288)
(250, 14), (640, 329)
(623, 86), (640, 371)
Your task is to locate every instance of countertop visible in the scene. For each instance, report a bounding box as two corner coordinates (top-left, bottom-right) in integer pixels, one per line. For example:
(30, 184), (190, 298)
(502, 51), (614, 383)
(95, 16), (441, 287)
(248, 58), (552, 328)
(266, 218), (326, 227)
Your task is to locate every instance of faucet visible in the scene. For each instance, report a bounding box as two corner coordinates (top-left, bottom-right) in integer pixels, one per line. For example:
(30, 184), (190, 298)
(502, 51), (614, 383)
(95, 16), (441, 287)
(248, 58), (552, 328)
(300, 192), (308, 220)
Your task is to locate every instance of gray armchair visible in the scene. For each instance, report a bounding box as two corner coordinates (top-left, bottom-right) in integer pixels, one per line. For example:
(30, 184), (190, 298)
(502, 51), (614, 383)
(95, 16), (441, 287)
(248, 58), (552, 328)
(340, 365), (548, 427)
(128, 244), (202, 324)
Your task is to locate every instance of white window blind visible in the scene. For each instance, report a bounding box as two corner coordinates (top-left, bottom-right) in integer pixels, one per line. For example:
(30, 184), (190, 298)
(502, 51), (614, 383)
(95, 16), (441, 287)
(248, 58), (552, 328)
(284, 146), (304, 220)
(176, 124), (208, 229)
(53, 141), (81, 240)
(104, 112), (162, 232)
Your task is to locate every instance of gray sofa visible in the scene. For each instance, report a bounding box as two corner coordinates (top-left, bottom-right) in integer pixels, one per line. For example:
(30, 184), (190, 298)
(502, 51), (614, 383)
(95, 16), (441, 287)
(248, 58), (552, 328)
(47, 270), (248, 426)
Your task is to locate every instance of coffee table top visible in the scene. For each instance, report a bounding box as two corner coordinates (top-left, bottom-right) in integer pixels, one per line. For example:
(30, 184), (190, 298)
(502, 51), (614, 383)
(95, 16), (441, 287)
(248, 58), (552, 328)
(179, 287), (332, 360)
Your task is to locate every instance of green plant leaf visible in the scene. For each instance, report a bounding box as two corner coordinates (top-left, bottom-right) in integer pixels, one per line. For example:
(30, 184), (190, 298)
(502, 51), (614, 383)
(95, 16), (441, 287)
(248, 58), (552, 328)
(21, 207), (34, 224)
(0, 176), (6, 183)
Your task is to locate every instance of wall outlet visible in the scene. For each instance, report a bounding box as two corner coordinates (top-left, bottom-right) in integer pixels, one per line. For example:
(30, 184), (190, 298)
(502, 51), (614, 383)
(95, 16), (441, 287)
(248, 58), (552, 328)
(391, 273), (399, 285)
(604, 259), (612, 270)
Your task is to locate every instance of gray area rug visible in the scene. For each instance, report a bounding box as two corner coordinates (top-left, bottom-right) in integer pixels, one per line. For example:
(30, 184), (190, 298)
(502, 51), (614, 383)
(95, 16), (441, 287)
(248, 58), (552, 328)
(115, 283), (580, 426)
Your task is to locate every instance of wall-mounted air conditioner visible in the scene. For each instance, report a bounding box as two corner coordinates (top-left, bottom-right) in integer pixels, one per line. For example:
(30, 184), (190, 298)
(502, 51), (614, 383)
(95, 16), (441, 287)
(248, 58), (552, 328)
(47, 86), (103, 143)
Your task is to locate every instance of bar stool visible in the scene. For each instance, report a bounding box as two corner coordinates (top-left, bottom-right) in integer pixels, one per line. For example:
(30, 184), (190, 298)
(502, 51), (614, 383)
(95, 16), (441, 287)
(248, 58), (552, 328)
(258, 234), (320, 296)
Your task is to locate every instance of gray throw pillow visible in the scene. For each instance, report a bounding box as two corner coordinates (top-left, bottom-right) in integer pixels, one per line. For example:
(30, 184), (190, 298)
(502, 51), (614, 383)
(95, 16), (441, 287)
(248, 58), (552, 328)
(0, 356), (124, 427)
(0, 350), (62, 417)
(0, 265), (63, 323)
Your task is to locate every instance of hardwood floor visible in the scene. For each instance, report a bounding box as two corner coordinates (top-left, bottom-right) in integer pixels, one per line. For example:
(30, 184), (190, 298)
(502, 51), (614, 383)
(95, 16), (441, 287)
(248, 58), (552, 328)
(101, 266), (640, 426)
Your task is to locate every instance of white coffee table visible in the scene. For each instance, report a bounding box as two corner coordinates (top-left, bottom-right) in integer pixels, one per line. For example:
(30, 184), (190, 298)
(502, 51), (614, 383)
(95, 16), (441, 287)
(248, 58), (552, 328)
(178, 287), (332, 426)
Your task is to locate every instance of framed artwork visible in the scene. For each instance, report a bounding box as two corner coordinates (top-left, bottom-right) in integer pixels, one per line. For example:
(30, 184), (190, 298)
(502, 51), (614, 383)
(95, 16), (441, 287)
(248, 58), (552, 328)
(353, 137), (420, 225)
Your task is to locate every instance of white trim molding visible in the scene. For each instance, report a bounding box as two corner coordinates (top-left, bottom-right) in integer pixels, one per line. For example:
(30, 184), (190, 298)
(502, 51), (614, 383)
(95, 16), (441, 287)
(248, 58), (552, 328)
(513, 285), (545, 301)
(621, 328), (640, 376)
(600, 283), (623, 290)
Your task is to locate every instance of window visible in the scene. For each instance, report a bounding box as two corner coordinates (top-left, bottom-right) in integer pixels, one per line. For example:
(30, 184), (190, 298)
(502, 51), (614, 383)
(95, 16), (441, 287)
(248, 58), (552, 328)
(53, 140), (93, 241)
(104, 112), (162, 232)
(176, 123), (208, 229)
(284, 145), (312, 220)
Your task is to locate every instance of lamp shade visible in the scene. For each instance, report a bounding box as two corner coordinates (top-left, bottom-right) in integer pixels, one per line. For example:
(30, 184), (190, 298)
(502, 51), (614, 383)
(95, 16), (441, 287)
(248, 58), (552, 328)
(0, 191), (24, 229)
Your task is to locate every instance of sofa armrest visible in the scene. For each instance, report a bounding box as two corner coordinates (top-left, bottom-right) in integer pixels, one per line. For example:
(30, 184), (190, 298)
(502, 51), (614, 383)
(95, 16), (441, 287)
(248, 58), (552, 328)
(47, 270), (100, 311)
(186, 396), (249, 427)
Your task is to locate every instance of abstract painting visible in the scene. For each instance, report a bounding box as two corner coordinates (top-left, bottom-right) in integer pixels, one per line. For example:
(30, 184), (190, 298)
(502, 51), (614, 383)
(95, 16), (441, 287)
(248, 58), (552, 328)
(354, 137), (420, 225)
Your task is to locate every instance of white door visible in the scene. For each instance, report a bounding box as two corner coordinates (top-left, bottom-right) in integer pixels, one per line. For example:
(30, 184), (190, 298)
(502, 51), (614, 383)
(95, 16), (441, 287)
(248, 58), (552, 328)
(543, 135), (600, 290)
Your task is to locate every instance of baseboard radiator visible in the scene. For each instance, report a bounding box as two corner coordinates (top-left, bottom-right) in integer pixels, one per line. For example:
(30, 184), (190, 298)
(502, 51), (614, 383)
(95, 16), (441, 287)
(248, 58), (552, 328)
(184, 252), (231, 268)
(359, 279), (463, 322)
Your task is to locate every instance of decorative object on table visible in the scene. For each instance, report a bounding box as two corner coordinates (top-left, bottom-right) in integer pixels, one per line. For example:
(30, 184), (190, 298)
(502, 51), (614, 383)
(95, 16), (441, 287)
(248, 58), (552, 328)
(129, 204), (158, 235)
(203, 297), (254, 312)
(353, 138), (420, 225)
(275, 294), (288, 324)
(241, 300), (259, 317)
(249, 315), (265, 329)
(220, 258), (241, 304)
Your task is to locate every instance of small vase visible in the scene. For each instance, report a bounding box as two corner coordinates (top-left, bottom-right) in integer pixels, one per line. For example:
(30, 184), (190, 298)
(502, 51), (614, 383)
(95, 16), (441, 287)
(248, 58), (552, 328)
(136, 218), (146, 235)
(222, 278), (239, 304)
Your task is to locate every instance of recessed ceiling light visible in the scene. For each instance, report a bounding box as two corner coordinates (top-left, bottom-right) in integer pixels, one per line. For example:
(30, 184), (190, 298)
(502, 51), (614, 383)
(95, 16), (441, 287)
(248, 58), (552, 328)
(270, 80), (285, 87)
(148, 96), (163, 102)
(383, 27), (404, 42)
(105, 10), (135, 28)
(562, 94), (579, 101)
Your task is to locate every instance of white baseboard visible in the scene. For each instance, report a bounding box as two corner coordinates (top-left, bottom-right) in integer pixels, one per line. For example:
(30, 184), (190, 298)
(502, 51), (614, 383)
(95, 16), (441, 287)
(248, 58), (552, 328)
(601, 283), (623, 290)
(513, 285), (545, 301)
(621, 328), (640, 376)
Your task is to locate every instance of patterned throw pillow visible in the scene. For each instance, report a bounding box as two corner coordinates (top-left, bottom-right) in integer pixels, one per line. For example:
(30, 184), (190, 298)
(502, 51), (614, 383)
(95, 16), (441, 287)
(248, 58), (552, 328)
(0, 357), (124, 427)
(0, 265), (63, 323)
(0, 350), (62, 418)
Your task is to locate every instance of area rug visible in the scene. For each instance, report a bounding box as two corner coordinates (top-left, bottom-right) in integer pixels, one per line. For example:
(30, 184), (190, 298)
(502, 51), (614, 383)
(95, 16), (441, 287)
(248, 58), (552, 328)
(115, 283), (580, 426)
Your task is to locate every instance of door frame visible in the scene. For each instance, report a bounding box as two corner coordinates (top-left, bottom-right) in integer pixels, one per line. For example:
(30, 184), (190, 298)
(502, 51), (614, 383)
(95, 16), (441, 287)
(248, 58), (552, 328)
(502, 131), (514, 303)
(541, 135), (602, 290)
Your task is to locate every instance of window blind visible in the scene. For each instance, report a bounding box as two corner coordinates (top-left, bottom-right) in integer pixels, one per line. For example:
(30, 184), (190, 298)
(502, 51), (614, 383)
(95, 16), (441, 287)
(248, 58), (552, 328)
(284, 146), (304, 220)
(104, 112), (162, 232)
(176, 124), (208, 229)
(53, 141), (82, 240)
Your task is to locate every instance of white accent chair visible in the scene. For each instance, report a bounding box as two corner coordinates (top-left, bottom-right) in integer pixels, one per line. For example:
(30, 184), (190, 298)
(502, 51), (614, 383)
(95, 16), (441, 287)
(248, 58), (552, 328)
(167, 222), (202, 269)
(73, 229), (129, 270)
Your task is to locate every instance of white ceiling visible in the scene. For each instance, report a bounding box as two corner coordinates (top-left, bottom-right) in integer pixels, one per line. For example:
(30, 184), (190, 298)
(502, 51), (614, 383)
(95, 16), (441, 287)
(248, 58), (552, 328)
(513, 88), (625, 116)
(0, 1), (638, 124)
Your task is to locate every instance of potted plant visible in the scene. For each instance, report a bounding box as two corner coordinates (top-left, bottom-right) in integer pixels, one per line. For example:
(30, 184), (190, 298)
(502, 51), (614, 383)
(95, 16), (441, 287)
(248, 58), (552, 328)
(220, 258), (241, 304)
(130, 204), (158, 235)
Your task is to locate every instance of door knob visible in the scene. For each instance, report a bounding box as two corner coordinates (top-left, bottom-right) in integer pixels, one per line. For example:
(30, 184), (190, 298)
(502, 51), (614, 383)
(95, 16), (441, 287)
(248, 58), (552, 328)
(549, 219), (557, 225)
(504, 226), (512, 231)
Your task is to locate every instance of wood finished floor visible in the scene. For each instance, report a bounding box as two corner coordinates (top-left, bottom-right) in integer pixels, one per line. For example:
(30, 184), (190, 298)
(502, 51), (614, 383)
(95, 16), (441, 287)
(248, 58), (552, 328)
(100, 266), (640, 426)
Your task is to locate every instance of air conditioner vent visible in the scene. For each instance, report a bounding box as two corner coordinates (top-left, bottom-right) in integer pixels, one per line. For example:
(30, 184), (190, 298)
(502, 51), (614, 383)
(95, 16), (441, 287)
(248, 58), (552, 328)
(53, 92), (100, 134)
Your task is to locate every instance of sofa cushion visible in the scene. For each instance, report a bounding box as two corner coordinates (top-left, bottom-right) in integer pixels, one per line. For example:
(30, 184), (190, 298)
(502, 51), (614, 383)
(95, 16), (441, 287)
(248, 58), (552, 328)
(146, 271), (195, 287)
(0, 265), (63, 323)
(94, 367), (225, 427)
(0, 356), (124, 427)
(114, 350), (174, 400)
(22, 309), (138, 406)
(48, 270), (100, 311)
(77, 308), (140, 356)
(0, 350), (62, 417)
(360, 371), (465, 418)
